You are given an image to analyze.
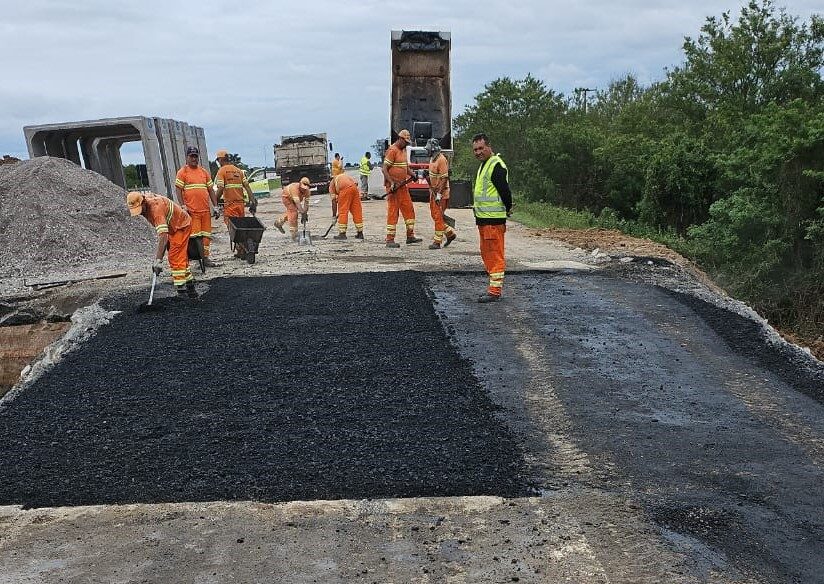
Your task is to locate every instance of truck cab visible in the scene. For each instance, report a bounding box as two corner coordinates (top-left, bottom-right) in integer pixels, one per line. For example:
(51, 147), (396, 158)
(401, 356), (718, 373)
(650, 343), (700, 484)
(407, 147), (431, 201)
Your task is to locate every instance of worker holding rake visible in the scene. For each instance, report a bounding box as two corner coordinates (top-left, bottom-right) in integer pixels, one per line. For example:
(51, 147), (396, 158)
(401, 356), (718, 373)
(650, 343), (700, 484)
(127, 192), (198, 299)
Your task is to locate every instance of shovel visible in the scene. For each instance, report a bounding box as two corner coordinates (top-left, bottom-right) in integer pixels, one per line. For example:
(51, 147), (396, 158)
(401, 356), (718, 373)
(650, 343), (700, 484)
(137, 271), (163, 313)
(298, 214), (312, 246)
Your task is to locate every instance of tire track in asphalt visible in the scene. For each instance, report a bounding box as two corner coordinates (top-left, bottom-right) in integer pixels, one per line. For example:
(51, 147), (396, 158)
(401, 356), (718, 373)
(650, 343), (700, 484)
(427, 273), (703, 584)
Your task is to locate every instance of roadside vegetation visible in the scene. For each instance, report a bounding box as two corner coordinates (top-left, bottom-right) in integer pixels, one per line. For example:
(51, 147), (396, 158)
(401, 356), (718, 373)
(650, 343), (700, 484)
(452, 0), (824, 352)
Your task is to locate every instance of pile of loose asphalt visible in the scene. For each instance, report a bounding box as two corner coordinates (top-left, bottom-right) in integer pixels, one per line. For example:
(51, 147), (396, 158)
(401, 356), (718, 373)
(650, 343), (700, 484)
(0, 272), (528, 509)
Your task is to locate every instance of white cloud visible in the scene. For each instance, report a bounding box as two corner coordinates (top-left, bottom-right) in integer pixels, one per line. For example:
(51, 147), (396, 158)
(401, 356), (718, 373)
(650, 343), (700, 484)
(1, 0), (821, 166)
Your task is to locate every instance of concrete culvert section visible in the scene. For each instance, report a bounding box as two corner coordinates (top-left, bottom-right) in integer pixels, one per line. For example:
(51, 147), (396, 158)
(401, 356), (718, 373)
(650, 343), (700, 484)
(0, 271), (529, 509)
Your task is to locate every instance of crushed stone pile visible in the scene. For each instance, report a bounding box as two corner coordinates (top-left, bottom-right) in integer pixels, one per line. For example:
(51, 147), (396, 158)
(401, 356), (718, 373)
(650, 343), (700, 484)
(0, 157), (155, 279)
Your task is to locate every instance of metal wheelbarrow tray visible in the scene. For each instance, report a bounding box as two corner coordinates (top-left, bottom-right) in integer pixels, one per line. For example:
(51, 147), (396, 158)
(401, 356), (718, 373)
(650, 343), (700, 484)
(227, 216), (266, 264)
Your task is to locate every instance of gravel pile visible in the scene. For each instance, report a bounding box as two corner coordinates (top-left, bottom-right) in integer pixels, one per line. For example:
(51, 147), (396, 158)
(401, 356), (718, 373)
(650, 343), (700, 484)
(0, 157), (155, 279)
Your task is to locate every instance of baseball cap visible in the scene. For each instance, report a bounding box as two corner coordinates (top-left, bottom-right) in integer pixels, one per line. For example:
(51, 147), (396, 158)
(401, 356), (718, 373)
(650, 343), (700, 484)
(299, 177), (311, 188)
(215, 149), (229, 159)
(186, 146), (199, 156)
(126, 191), (144, 216)
(398, 129), (411, 141)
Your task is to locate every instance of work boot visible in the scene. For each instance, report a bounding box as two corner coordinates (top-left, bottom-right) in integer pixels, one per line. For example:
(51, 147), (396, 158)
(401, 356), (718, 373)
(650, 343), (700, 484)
(333, 233), (347, 240)
(175, 286), (187, 299)
(428, 242), (441, 250)
(406, 236), (422, 244)
(202, 257), (219, 268)
(186, 282), (199, 299)
(386, 240), (400, 248)
(477, 293), (501, 303)
(273, 219), (285, 234)
(444, 232), (457, 247)
(355, 231), (364, 239)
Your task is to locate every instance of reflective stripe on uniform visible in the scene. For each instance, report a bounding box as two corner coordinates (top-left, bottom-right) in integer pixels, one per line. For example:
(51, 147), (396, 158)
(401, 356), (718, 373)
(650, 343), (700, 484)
(473, 155), (508, 219)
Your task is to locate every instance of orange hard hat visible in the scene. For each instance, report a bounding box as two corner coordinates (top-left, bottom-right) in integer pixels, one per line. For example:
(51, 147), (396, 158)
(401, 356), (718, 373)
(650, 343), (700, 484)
(398, 129), (411, 141)
(215, 149), (229, 159)
(126, 191), (144, 216)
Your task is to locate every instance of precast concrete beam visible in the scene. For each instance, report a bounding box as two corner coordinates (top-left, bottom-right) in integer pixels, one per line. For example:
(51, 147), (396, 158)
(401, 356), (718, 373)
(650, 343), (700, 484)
(23, 116), (209, 198)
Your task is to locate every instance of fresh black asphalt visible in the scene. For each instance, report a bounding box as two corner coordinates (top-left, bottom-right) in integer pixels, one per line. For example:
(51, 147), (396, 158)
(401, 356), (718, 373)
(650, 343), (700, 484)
(0, 272), (528, 508)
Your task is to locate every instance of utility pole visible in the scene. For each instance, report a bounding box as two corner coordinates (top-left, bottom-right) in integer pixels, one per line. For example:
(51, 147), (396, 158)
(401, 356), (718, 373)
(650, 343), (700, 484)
(574, 87), (596, 114)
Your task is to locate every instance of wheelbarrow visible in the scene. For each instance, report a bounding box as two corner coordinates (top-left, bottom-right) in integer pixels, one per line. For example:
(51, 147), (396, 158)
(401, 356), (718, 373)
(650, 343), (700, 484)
(187, 237), (206, 274)
(227, 216), (266, 264)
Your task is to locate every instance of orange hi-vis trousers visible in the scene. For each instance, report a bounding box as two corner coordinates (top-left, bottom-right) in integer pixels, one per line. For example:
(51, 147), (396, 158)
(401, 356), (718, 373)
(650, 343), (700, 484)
(336, 184), (363, 234)
(223, 201), (246, 255)
(189, 210), (213, 257)
(385, 185), (416, 242)
(278, 193), (301, 237)
(478, 224), (506, 296)
(168, 224), (193, 288)
(430, 194), (455, 244)
(223, 201), (245, 223)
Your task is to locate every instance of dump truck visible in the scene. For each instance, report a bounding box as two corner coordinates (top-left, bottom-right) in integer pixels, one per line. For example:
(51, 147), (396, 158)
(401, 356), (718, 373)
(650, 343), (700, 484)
(274, 133), (331, 194)
(390, 30), (452, 200)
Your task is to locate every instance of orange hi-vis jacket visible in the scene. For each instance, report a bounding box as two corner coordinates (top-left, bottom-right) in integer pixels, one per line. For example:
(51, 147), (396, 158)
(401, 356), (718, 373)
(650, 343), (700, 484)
(175, 165), (214, 213)
(328, 172), (358, 195)
(383, 144), (410, 183)
(428, 153), (450, 197)
(142, 194), (191, 235)
(282, 182), (309, 204)
(215, 164), (249, 204)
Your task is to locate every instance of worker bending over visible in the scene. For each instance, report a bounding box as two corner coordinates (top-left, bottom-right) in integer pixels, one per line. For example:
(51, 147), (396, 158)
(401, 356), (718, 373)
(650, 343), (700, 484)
(274, 177), (311, 240)
(382, 129), (421, 248)
(175, 146), (219, 267)
(127, 192), (198, 299)
(425, 138), (456, 249)
(328, 172), (364, 240)
(472, 133), (512, 303)
(215, 149), (257, 258)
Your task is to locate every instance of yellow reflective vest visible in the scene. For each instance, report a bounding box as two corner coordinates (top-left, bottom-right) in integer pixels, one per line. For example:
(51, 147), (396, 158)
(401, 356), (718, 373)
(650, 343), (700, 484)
(359, 156), (371, 176)
(473, 154), (508, 219)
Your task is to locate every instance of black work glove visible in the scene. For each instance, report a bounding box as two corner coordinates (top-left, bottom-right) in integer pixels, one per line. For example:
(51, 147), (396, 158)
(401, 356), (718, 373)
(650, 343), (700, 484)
(301, 212), (308, 224)
(248, 198), (258, 214)
(212, 208), (221, 220)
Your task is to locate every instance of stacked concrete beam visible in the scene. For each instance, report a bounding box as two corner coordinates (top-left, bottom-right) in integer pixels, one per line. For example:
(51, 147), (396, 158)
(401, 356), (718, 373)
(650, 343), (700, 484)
(23, 116), (208, 198)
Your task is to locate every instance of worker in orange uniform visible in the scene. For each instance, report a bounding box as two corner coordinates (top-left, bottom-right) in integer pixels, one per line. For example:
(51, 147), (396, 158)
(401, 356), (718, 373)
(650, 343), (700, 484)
(127, 191), (198, 299)
(425, 138), (457, 249)
(328, 172), (364, 240)
(214, 149), (257, 259)
(382, 129), (422, 248)
(175, 146), (220, 267)
(331, 153), (344, 177)
(472, 133), (512, 303)
(274, 177), (311, 241)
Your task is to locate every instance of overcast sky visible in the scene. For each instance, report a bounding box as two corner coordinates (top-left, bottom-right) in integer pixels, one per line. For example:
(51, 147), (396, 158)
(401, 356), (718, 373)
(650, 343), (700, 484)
(2, 0), (820, 167)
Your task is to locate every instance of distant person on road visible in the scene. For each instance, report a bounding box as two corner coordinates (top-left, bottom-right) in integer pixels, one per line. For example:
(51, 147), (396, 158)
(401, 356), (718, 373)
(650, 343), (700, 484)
(331, 152), (344, 177)
(328, 172), (364, 240)
(472, 133), (512, 303)
(214, 149), (257, 259)
(274, 177), (311, 241)
(175, 146), (219, 267)
(382, 129), (421, 248)
(359, 151), (372, 200)
(127, 191), (198, 298)
(425, 138), (456, 249)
